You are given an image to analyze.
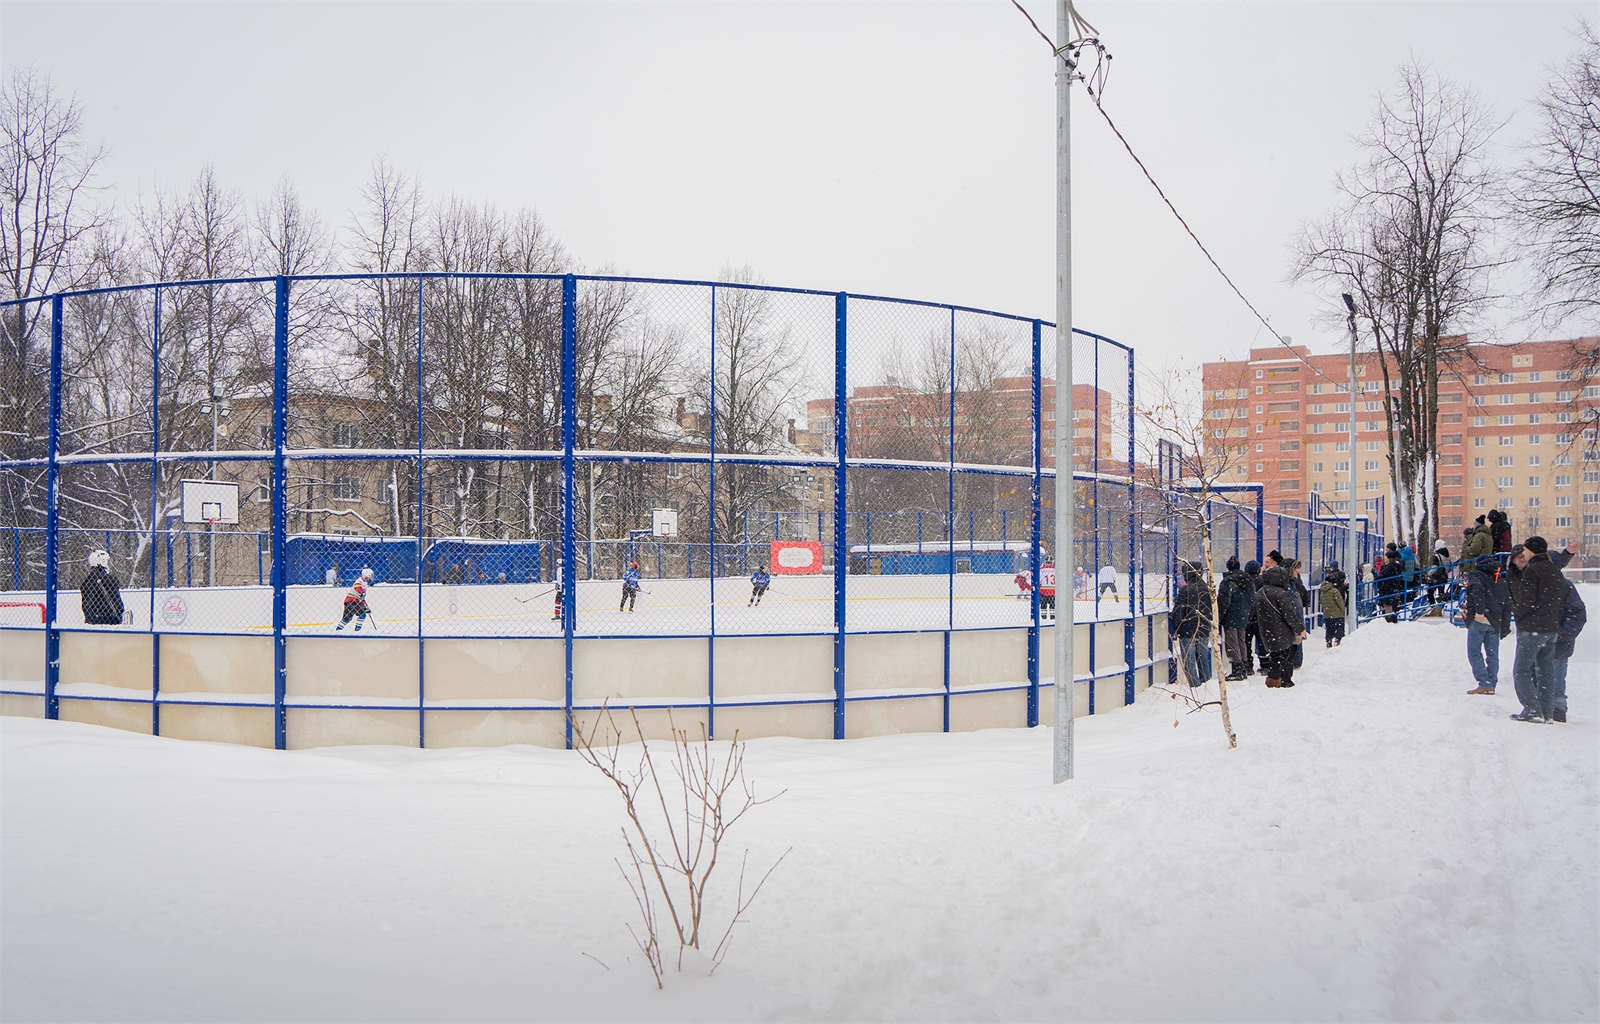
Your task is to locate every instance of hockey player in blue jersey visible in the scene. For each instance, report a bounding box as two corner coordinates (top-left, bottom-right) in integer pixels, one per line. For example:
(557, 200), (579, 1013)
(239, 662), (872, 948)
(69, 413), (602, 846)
(620, 562), (641, 612)
(749, 565), (771, 607)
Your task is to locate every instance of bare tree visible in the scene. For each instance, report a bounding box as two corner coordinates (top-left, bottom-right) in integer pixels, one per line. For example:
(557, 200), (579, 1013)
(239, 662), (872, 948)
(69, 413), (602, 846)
(1511, 22), (1600, 329)
(1294, 62), (1501, 557)
(0, 69), (106, 585)
(1133, 365), (1250, 750)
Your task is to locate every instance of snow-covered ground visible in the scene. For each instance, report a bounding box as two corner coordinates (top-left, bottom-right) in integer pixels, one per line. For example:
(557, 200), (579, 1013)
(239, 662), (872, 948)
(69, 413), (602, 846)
(3, 589), (1596, 1021)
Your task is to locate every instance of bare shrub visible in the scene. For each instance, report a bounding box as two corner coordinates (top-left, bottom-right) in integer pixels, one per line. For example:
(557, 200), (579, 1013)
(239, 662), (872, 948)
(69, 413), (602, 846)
(570, 704), (788, 989)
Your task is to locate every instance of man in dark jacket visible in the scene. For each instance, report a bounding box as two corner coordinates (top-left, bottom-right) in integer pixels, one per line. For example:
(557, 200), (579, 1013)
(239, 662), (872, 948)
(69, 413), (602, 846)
(1216, 556), (1255, 679)
(1551, 579), (1586, 723)
(1169, 561), (1214, 687)
(1376, 552), (1406, 623)
(80, 550), (125, 626)
(1249, 565), (1307, 688)
(1462, 555), (1512, 694)
(1506, 537), (1565, 722)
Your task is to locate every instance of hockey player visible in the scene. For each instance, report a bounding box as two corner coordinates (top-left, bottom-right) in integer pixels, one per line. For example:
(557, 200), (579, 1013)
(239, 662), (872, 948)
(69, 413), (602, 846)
(1014, 571), (1032, 600)
(1039, 562), (1057, 620)
(336, 577), (372, 631)
(749, 565), (771, 607)
(620, 561), (641, 612)
(552, 588), (563, 622)
(81, 550), (125, 625)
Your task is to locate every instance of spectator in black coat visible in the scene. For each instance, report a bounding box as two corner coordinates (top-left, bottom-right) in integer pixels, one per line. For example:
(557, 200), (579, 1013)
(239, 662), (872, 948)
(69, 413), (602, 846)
(1169, 561), (1214, 687)
(1551, 578), (1587, 723)
(1506, 537), (1566, 722)
(1488, 508), (1513, 555)
(1216, 556), (1255, 680)
(1376, 552), (1406, 623)
(1248, 565), (1307, 688)
(80, 550), (124, 626)
(1462, 555), (1512, 695)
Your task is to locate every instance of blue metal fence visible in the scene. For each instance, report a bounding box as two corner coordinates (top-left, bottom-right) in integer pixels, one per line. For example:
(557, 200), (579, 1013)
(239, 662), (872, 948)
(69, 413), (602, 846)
(0, 273), (1384, 749)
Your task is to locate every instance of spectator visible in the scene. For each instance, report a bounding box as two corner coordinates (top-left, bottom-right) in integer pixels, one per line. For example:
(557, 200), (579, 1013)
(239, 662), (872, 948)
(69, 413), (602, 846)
(1376, 551), (1406, 623)
(1169, 561), (1213, 688)
(1506, 537), (1565, 723)
(1462, 555), (1512, 695)
(1217, 555), (1256, 679)
(1488, 508), (1513, 555)
(1243, 559), (1265, 671)
(1249, 564), (1307, 688)
(1462, 516), (1494, 560)
(80, 550), (125, 626)
(1287, 559), (1311, 669)
(1552, 577), (1587, 724)
(1319, 562), (1347, 648)
(1427, 543), (1452, 608)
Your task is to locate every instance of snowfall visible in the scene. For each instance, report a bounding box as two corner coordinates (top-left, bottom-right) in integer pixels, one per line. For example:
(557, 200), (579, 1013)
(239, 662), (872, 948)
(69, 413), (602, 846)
(3, 592), (1597, 1022)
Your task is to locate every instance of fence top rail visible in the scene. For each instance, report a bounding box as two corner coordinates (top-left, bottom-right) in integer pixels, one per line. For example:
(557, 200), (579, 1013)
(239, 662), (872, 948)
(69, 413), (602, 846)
(10, 272), (1124, 349)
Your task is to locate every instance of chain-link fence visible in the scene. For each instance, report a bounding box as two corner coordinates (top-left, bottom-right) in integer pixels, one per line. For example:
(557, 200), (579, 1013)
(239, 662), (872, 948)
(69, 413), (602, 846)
(1, 275), (1385, 747)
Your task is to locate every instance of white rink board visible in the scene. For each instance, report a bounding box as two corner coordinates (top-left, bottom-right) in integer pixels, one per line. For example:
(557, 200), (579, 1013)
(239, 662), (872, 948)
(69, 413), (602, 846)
(15, 574), (1170, 636)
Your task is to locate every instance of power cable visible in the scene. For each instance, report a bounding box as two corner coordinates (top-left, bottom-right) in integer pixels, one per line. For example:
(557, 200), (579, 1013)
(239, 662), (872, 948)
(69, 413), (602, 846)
(1008, 2), (1344, 392)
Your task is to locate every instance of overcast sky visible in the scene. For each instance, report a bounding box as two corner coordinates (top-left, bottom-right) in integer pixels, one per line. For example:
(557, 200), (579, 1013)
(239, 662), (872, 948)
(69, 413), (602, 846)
(3, 1), (1594, 376)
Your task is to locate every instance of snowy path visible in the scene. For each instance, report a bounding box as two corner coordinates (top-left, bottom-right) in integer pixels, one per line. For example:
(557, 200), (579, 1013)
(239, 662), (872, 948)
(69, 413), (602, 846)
(3, 597), (1596, 1021)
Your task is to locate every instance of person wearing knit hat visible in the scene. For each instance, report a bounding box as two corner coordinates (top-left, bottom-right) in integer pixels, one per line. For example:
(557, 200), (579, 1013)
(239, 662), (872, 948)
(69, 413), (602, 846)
(1505, 537), (1565, 722)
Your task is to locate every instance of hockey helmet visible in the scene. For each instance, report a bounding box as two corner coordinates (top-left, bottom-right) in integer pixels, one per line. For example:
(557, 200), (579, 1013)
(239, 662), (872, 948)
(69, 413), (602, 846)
(361, 566), (374, 580)
(630, 561), (639, 569)
(87, 549), (111, 569)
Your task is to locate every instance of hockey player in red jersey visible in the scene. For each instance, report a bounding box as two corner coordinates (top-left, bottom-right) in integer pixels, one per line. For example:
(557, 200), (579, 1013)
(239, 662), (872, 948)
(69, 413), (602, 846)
(1039, 562), (1057, 620)
(336, 573), (373, 631)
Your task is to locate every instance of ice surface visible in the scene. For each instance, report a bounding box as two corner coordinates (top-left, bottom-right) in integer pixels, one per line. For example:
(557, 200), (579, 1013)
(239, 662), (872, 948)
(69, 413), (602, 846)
(3, 588), (1595, 1021)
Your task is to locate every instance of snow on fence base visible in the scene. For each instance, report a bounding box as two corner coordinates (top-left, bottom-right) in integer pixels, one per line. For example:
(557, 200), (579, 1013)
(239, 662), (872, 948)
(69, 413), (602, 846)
(0, 574), (1171, 750)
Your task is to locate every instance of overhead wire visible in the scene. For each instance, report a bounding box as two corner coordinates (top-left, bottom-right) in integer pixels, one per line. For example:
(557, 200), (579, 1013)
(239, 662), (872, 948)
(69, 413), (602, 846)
(1008, 2), (1345, 392)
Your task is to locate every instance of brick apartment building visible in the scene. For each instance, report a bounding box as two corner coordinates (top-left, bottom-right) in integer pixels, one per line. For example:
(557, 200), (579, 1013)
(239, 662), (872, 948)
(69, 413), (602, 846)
(1202, 338), (1600, 551)
(800, 380), (1119, 468)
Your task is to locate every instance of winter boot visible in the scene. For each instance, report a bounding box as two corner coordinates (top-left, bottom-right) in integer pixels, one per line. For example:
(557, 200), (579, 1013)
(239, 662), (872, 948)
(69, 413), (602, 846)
(1509, 709), (1547, 723)
(1265, 677), (1282, 688)
(1553, 709), (1567, 723)
(1467, 686), (1496, 695)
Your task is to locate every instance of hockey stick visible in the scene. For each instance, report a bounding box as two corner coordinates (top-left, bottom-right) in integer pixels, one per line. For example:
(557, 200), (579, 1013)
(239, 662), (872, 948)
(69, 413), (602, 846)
(513, 587), (560, 604)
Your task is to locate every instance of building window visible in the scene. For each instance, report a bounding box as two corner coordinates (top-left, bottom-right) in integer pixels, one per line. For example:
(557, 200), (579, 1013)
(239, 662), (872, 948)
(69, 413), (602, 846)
(1530, 394), (1541, 404)
(1556, 516), (1572, 527)
(331, 422), (361, 448)
(1500, 436), (1515, 446)
(1473, 417), (1487, 427)
(1473, 437), (1487, 447)
(1528, 496), (1541, 507)
(1530, 435), (1543, 445)
(1312, 384), (1324, 395)
(1555, 412), (1573, 423)
(1312, 443), (1325, 453)
(1364, 480), (1381, 491)
(1499, 415), (1515, 426)
(1474, 477), (1486, 488)
(1529, 455), (1541, 466)
(332, 476), (362, 500)
(254, 475), (270, 502)
(257, 423), (272, 447)
(1556, 370), (1573, 381)
(1499, 394), (1515, 405)
(1473, 374), (1487, 385)
(1474, 498), (1486, 508)
(1279, 480), (1299, 491)
(1499, 456), (1515, 467)
(1530, 414), (1542, 424)
(1499, 373), (1515, 384)
(1498, 476), (1515, 488)
(1499, 497), (1515, 508)
(1557, 391), (1574, 402)
(1556, 474), (1572, 487)
(1366, 441), (1381, 451)
(1312, 462), (1323, 473)
(1310, 404), (1324, 415)
(1556, 495), (1572, 507)
(1474, 396), (1487, 406)
(1310, 422), (1323, 434)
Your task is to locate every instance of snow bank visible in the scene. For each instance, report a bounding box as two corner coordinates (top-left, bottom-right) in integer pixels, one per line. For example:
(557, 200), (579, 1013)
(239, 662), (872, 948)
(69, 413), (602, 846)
(3, 592), (1595, 1021)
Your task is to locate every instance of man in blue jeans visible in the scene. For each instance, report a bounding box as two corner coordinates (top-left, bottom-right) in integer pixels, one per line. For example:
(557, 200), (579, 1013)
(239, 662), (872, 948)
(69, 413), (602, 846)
(1506, 538), (1567, 723)
(1462, 555), (1511, 694)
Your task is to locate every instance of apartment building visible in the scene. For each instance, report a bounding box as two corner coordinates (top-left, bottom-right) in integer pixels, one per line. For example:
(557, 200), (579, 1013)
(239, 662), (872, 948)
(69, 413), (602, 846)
(1202, 338), (1600, 550)
(802, 380), (1119, 469)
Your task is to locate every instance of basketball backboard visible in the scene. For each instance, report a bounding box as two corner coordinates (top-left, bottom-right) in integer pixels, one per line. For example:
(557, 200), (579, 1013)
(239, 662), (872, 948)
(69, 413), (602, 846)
(181, 479), (240, 524)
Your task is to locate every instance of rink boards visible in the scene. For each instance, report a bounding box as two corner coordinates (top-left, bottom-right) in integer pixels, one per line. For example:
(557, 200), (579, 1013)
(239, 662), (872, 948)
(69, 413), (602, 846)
(0, 573), (1173, 750)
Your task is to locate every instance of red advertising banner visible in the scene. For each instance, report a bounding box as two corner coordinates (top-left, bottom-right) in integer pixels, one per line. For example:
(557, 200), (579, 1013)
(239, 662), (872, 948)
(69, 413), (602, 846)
(769, 540), (824, 575)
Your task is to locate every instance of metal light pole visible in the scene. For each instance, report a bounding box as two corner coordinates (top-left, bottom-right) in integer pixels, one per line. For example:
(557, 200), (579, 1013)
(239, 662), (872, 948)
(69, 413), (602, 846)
(1343, 293), (1359, 632)
(1052, 0), (1077, 784)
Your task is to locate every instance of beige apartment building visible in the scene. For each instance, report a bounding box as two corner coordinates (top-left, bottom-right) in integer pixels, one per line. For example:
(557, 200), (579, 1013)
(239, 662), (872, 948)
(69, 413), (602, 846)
(1202, 338), (1600, 552)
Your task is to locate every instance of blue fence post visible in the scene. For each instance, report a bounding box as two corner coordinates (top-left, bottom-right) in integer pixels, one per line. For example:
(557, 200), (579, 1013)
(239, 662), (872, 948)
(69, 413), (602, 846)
(1027, 320), (1042, 728)
(271, 276), (289, 750)
(43, 295), (62, 720)
(1125, 347), (1137, 704)
(416, 277), (427, 748)
(833, 292), (848, 741)
(561, 275), (578, 748)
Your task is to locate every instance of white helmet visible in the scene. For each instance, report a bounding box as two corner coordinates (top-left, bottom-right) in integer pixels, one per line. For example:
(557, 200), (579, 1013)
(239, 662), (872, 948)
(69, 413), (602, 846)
(361, 567), (374, 580)
(88, 550), (111, 569)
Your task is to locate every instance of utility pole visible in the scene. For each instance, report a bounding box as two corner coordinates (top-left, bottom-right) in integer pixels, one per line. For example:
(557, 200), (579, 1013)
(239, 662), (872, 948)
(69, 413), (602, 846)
(1053, 0), (1077, 784)
(1343, 293), (1359, 633)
